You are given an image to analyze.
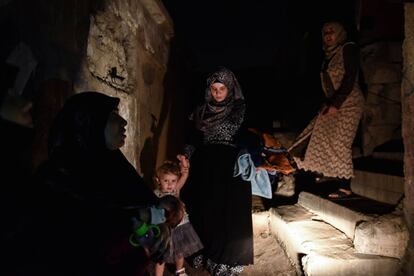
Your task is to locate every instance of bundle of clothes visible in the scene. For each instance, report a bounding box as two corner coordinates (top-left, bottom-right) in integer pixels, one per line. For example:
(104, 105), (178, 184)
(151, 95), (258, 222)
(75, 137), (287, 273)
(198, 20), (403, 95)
(234, 128), (296, 198)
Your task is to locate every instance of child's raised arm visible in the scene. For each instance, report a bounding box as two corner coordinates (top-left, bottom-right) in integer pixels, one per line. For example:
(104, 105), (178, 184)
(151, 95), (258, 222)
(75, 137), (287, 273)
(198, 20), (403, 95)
(176, 154), (190, 190)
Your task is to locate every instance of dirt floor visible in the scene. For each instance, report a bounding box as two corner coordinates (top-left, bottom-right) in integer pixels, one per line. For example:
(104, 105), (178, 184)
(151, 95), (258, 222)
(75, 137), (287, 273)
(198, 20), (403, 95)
(155, 203), (297, 276)
(241, 211), (296, 276)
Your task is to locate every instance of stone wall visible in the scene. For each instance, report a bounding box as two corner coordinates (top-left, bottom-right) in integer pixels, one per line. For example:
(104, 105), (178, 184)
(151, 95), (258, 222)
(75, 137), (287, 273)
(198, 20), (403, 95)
(360, 42), (402, 156)
(2, 0), (173, 180)
(401, 3), (414, 275)
(74, 0), (173, 182)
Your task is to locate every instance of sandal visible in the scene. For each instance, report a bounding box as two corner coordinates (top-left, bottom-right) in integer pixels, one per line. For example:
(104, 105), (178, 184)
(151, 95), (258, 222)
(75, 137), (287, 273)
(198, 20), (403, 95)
(328, 189), (353, 199)
(175, 268), (188, 276)
(315, 176), (337, 183)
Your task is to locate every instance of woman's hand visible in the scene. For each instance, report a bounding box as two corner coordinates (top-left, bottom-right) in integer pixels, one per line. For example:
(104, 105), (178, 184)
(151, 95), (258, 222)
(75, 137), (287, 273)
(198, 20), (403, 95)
(321, 105), (338, 115)
(177, 154), (190, 173)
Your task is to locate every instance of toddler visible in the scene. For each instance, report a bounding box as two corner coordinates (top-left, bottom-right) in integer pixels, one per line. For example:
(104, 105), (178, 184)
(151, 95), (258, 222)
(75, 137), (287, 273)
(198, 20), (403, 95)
(153, 155), (203, 276)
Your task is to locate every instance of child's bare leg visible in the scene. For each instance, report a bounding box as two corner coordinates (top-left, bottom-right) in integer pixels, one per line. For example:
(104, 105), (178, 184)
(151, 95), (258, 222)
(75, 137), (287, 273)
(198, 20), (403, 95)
(175, 256), (187, 275)
(155, 262), (165, 276)
(175, 256), (185, 271)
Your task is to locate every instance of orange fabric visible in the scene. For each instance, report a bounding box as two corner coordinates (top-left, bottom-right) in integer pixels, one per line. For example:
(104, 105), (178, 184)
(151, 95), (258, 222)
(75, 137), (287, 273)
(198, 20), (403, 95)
(248, 128), (295, 175)
(258, 155), (295, 175)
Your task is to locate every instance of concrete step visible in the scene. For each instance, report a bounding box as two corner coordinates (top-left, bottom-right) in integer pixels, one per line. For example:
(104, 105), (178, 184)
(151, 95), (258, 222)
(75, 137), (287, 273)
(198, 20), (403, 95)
(298, 192), (371, 240)
(353, 212), (409, 259)
(372, 139), (404, 162)
(352, 170), (404, 205)
(353, 156), (403, 176)
(269, 204), (401, 276)
(297, 192), (408, 259)
(371, 151), (403, 161)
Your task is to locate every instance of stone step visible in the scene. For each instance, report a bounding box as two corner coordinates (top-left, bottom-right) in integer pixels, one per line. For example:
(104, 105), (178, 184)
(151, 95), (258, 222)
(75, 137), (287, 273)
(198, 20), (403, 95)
(351, 155), (404, 204)
(269, 204), (401, 276)
(353, 156), (403, 176)
(352, 170), (404, 205)
(372, 139), (404, 162)
(297, 192), (371, 240)
(297, 192), (408, 259)
(371, 151), (403, 161)
(353, 212), (408, 259)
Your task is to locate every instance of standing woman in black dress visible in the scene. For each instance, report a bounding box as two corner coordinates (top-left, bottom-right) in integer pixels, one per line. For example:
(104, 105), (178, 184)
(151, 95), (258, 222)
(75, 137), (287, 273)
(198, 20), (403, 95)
(180, 67), (253, 275)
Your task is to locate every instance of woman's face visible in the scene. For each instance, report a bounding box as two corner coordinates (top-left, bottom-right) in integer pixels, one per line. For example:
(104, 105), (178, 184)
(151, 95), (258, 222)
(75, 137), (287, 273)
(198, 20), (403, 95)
(210, 82), (229, 102)
(104, 109), (127, 150)
(322, 25), (338, 47)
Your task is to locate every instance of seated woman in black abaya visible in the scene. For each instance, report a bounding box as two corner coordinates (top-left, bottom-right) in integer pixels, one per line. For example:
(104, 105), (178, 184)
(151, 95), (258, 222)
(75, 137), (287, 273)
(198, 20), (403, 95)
(23, 92), (175, 275)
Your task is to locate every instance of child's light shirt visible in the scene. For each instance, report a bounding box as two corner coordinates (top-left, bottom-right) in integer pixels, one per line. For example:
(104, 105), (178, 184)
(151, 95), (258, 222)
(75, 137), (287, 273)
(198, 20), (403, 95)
(154, 188), (179, 198)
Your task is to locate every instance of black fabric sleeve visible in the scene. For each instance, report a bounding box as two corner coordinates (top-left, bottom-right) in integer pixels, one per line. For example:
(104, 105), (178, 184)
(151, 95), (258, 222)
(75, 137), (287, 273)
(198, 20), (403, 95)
(182, 113), (202, 159)
(326, 43), (359, 108)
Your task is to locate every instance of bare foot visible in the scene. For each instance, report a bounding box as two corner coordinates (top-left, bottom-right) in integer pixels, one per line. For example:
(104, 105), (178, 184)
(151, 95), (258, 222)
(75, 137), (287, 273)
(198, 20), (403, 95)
(328, 188), (352, 199)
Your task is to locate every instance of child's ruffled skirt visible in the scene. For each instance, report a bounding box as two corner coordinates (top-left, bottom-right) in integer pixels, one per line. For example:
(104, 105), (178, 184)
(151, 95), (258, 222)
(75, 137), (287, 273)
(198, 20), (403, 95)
(163, 221), (203, 263)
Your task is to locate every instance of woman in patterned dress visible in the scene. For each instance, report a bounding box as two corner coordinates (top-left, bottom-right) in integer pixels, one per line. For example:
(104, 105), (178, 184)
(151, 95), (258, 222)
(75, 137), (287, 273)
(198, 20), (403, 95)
(289, 21), (365, 198)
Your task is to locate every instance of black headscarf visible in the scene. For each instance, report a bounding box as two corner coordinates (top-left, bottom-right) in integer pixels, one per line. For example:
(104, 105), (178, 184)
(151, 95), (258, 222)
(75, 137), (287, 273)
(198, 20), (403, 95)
(193, 67), (245, 132)
(44, 91), (156, 207)
(48, 91), (119, 158)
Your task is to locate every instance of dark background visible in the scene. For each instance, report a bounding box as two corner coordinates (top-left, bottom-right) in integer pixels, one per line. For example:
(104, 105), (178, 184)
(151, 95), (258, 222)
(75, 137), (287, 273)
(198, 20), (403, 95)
(161, 0), (359, 131)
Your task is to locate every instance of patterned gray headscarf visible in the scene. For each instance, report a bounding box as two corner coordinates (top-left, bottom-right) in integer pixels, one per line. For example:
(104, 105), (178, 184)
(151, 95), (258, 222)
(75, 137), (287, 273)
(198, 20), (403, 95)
(322, 21), (347, 59)
(193, 67), (245, 132)
(205, 67), (244, 103)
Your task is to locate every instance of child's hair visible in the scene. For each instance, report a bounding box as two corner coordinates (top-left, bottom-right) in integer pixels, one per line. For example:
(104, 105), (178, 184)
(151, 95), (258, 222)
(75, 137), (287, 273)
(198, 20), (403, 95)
(155, 161), (181, 178)
(158, 195), (185, 228)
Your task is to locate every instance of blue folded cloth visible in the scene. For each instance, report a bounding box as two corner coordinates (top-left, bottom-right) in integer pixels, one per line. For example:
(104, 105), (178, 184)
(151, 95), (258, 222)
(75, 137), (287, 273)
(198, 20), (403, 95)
(234, 153), (272, 199)
(150, 207), (166, 225)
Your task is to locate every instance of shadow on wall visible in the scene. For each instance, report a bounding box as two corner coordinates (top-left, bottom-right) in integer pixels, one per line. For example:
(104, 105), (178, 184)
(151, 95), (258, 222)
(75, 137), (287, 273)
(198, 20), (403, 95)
(139, 39), (192, 187)
(139, 114), (157, 188)
(138, 59), (173, 187)
(161, 39), (192, 161)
